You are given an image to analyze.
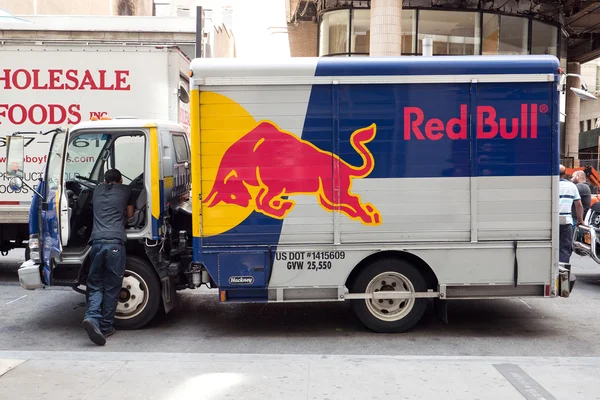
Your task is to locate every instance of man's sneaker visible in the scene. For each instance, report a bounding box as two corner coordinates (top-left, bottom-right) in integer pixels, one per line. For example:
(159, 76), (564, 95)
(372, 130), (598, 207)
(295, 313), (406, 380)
(82, 319), (106, 346)
(103, 327), (116, 338)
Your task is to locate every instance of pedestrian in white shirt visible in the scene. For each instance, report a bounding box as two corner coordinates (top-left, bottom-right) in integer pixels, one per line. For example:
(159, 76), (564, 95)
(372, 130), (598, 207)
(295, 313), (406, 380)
(559, 165), (584, 263)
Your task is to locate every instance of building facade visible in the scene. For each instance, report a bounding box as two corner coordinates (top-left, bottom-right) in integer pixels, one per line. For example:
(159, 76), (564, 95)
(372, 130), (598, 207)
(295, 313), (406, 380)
(0, 0), (153, 16)
(0, 0), (235, 61)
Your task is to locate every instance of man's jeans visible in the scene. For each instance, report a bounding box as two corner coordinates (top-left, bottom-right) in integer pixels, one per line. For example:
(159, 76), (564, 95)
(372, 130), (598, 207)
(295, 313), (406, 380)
(84, 239), (126, 333)
(559, 224), (573, 263)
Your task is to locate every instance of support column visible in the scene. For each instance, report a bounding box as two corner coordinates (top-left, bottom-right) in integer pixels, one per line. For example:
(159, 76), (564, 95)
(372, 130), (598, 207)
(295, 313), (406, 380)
(565, 62), (581, 166)
(369, 0), (402, 56)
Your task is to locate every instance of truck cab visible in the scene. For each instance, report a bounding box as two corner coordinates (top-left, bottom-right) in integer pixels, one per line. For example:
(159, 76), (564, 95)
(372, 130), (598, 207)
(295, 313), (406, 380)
(6, 119), (193, 329)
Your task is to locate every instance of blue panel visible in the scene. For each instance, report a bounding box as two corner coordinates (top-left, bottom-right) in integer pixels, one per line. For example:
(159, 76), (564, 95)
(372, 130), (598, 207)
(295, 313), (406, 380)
(474, 83), (554, 177)
(551, 77), (560, 176)
(41, 184), (60, 286)
(223, 289), (268, 302)
(335, 83), (471, 179)
(300, 82), (555, 179)
(217, 252), (269, 288)
(315, 55), (560, 77)
(28, 180), (44, 236)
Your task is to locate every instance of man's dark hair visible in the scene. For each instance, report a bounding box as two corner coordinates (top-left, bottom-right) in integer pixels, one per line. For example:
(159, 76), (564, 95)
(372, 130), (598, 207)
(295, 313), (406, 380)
(104, 169), (122, 184)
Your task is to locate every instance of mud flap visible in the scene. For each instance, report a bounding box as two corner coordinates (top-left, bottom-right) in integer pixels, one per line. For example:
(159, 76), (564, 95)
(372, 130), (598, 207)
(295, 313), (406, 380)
(161, 277), (177, 314)
(558, 263), (576, 297)
(434, 298), (448, 324)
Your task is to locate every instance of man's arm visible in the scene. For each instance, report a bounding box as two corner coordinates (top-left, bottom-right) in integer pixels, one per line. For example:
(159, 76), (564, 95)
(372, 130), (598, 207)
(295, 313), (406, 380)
(126, 187), (135, 219)
(575, 199), (585, 225)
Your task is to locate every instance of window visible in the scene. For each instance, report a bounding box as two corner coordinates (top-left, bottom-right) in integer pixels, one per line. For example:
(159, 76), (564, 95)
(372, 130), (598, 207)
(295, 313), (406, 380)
(319, 10), (349, 56)
(482, 14), (499, 55)
(64, 134), (110, 182)
(402, 10), (416, 54)
(531, 20), (558, 56)
(499, 15), (528, 55)
(418, 10), (480, 55)
(112, 135), (145, 184)
(172, 135), (189, 163)
(351, 9), (370, 54)
(45, 132), (66, 197)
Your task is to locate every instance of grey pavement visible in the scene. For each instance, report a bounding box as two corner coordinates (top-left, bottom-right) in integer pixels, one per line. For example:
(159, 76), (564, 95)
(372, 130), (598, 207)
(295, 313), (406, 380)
(1, 351), (600, 400)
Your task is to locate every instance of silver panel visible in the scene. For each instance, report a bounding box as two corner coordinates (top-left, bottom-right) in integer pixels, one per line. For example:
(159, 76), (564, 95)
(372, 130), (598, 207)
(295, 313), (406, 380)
(0, 209), (30, 224)
(477, 176), (552, 241)
(338, 177), (471, 243)
(268, 242), (552, 288)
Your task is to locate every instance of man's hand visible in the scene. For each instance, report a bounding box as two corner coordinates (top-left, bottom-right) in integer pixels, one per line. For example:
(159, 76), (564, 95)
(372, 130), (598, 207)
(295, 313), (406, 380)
(127, 205), (134, 219)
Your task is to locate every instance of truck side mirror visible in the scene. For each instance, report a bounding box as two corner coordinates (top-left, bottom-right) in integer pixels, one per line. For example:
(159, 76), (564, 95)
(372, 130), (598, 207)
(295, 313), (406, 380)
(5, 135), (25, 179)
(9, 177), (23, 191)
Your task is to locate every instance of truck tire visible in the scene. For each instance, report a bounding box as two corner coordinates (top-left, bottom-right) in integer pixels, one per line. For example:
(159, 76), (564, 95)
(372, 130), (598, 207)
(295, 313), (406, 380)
(24, 246), (30, 261)
(113, 256), (161, 330)
(350, 258), (428, 333)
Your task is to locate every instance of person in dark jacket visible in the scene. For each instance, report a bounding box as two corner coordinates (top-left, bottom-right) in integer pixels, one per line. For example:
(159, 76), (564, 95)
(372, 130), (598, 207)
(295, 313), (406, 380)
(82, 169), (135, 346)
(571, 170), (592, 225)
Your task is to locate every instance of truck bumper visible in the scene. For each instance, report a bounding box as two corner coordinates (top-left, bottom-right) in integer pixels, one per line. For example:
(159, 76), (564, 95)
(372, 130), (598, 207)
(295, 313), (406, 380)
(573, 224), (600, 263)
(17, 260), (44, 290)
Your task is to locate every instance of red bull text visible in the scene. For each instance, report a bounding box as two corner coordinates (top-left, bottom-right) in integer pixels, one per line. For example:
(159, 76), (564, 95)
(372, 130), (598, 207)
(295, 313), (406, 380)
(404, 104), (542, 140)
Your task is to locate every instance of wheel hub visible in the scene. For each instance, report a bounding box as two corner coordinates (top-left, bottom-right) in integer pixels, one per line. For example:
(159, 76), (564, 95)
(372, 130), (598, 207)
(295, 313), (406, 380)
(365, 272), (416, 322)
(116, 272), (148, 319)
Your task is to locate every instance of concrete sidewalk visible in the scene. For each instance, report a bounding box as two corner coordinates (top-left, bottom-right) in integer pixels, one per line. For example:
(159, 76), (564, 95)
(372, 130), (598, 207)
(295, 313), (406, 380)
(0, 351), (599, 400)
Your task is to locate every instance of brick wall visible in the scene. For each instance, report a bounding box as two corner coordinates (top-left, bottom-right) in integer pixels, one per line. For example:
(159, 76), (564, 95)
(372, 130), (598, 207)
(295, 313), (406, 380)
(287, 20), (318, 57)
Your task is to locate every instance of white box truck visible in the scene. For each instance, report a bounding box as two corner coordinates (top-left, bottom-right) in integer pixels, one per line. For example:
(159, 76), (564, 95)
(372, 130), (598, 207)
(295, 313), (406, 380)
(0, 44), (191, 256)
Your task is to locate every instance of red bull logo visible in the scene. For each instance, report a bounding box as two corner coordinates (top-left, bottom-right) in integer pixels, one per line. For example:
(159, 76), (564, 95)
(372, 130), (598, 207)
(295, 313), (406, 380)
(404, 104), (543, 140)
(203, 121), (381, 225)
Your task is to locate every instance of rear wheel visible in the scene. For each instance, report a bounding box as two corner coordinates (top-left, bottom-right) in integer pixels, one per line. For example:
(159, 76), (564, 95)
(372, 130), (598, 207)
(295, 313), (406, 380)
(114, 256), (161, 330)
(350, 258), (428, 333)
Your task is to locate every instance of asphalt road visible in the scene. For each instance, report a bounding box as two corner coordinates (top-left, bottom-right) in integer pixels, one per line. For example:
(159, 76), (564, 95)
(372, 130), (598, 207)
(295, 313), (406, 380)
(1, 250), (600, 357)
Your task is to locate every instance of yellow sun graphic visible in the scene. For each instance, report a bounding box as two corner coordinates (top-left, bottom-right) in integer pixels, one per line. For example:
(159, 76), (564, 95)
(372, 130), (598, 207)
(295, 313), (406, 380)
(199, 91), (261, 237)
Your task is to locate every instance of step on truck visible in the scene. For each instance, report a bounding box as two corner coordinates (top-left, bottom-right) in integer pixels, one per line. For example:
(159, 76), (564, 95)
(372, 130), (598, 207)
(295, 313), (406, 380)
(7, 55), (574, 333)
(0, 43), (191, 257)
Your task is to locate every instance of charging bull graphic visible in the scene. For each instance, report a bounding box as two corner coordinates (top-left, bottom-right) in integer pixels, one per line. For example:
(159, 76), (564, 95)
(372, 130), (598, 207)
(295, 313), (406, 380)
(203, 121), (381, 225)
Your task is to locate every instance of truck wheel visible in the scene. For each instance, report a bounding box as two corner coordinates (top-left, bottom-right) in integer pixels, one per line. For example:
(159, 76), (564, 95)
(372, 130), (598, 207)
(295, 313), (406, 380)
(350, 258), (428, 333)
(114, 256), (161, 330)
(24, 246), (30, 261)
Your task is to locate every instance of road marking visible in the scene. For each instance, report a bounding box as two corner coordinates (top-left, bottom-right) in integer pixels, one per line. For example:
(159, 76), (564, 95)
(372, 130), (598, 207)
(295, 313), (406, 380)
(494, 363), (557, 400)
(519, 298), (532, 309)
(6, 295), (27, 305)
(0, 359), (25, 377)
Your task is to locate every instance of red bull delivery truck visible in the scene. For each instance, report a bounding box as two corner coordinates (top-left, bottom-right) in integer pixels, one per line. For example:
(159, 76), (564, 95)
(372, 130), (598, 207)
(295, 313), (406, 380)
(6, 55), (574, 333)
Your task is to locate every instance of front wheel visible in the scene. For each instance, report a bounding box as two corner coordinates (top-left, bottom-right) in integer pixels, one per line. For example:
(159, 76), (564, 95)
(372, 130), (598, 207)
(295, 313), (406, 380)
(350, 258), (428, 333)
(114, 256), (161, 330)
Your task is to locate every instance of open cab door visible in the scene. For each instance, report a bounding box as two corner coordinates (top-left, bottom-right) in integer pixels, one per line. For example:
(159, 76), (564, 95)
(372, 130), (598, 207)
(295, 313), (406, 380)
(39, 128), (71, 284)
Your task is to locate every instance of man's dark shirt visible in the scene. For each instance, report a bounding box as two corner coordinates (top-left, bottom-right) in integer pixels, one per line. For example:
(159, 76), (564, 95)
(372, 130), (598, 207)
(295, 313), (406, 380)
(572, 182), (592, 221)
(89, 183), (135, 243)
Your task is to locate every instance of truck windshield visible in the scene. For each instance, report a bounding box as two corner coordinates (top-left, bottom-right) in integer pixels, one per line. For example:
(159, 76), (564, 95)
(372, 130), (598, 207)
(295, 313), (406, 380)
(64, 133), (110, 181)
